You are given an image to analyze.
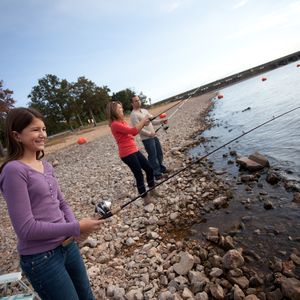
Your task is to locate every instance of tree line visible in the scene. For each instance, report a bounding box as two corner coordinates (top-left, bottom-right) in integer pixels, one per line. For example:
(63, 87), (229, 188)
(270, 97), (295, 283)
(0, 75), (149, 156)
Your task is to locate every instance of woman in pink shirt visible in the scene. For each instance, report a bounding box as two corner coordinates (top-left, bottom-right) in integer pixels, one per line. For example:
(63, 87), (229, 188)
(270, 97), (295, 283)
(106, 101), (162, 204)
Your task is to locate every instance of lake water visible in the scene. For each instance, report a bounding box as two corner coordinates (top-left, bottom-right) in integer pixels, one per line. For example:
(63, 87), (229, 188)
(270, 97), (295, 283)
(196, 62), (300, 182)
(189, 62), (300, 271)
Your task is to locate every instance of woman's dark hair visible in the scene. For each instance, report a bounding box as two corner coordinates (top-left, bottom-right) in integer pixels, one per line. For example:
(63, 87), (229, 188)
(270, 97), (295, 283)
(106, 101), (123, 125)
(0, 107), (45, 173)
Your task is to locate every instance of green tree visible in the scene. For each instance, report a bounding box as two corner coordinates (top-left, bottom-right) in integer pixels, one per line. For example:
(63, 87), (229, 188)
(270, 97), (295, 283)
(28, 74), (72, 135)
(0, 80), (16, 156)
(71, 77), (111, 125)
(93, 85), (111, 121)
(71, 77), (98, 125)
(111, 88), (136, 113)
(138, 91), (148, 107)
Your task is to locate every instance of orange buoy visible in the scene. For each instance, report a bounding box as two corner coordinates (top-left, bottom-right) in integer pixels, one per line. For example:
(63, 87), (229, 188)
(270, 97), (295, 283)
(159, 113), (168, 124)
(261, 77), (267, 81)
(77, 137), (87, 145)
(217, 94), (223, 99)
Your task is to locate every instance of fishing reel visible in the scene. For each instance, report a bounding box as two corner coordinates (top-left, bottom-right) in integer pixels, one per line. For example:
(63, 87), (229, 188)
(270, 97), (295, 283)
(94, 200), (113, 219)
(162, 123), (169, 132)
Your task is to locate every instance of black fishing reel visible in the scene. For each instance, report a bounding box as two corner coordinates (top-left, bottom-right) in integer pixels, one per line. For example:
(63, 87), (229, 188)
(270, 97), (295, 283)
(162, 123), (169, 132)
(94, 200), (112, 219)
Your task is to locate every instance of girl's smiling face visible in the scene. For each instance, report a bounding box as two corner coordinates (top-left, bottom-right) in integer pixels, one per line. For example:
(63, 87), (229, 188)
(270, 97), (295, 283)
(14, 117), (47, 153)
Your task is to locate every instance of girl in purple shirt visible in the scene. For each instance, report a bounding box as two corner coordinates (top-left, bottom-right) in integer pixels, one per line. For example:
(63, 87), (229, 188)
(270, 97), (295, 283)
(0, 108), (102, 300)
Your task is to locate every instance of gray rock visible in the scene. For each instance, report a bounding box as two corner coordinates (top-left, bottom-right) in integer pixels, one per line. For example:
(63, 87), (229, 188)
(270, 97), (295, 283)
(195, 291), (208, 300)
(222, 250), (244, 269)
(209, 283), (224, 300)
(279, 276), (300, 300)
(188, 271), (209, 285)
(158, 290), (172, 300)
(233, 284), (245, 300)
(293, 192), (300, 203)
(209, 267), (223, 278)
(244, 295), (259, 300)
(206, 227), (219, 243)
(248, 152), (270, 167)
(173, 252), (194, 275)
(229, 276), (249, 289)
(290, 253), (300, 265)
(213, 196), (227, 208)
(265, 288), (282, 300)
(126, 237), (136, 246)
(181, 287), (194, 298)
(236, 157), (264, 171)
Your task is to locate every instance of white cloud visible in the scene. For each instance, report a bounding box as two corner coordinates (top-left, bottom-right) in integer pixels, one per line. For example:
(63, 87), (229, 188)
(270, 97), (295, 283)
(53, 0), (132, 19)
(232, 0), (248, 10)
(225, 2), (300, 40)
(160, 0), (190, 13)
(161, 1), (181, 13)
(53, 0), (190, 18)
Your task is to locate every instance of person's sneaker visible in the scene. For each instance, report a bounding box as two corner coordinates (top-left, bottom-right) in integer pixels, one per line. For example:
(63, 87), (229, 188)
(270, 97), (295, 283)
(154, 174), (163, 180)
(143, 194), (154, 205)
(155, 173), (168, 180)
(150, 189), (164, 198)
(162, 168), (172, 174)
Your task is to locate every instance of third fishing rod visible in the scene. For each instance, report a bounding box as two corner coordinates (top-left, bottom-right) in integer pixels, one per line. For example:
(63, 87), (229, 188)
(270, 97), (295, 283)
(95, 105), (300, 219)
(149, 85), (205, 133)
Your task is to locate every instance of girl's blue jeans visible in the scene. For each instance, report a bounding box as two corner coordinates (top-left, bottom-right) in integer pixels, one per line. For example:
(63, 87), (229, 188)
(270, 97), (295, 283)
(20, 241), (95, 300)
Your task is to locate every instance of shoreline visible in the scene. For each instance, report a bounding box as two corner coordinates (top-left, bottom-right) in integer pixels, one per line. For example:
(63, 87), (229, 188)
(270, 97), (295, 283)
(1, 93), (299, 299)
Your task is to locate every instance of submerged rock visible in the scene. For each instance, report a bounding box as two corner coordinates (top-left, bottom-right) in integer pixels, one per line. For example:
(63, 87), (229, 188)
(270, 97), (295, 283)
(236, 157), (264, 171)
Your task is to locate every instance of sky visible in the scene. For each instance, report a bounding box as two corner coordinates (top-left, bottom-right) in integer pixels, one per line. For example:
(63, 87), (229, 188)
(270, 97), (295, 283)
(1, 0), (300, 107)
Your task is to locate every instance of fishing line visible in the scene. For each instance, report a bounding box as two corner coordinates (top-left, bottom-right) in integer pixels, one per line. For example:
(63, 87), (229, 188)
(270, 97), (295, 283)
(152, 85), (205, 133)
(95, 106), (300, 219)
(150, 62), (249, 124)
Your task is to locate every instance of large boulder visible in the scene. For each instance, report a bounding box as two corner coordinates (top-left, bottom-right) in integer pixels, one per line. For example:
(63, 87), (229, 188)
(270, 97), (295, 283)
(248, 152), (270, 167)
(236, 157), (264, 171)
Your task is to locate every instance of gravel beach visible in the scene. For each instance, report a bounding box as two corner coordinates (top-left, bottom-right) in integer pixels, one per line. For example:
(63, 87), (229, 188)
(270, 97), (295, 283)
(1, 93), (300, 300)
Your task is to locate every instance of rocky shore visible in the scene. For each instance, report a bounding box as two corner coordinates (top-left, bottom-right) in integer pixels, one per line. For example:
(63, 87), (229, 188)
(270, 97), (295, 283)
(1, 93), (300, 299)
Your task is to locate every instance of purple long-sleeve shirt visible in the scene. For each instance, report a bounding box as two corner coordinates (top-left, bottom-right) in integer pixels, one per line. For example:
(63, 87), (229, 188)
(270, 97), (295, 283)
(0, 160), (80, 255)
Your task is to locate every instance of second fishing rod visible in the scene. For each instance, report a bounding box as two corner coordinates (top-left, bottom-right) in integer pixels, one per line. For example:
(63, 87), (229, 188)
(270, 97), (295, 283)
(149, 85), (205, 133)
(94, 106), (300, 219)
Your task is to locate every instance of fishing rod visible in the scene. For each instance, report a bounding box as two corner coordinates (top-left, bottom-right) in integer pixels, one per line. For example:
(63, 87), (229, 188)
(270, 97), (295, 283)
(150, 97), (187, 121)
(150, 64), (242, 124)
(94, 106), (300, 219)
(153, 85), (206, 133)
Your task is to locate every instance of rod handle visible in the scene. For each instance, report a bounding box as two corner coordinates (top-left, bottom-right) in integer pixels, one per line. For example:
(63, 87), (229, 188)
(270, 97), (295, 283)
(110, 206), (122, 215)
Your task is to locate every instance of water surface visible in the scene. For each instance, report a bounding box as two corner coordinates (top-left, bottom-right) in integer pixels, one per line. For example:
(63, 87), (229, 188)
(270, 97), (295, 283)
(189, 62), (300, 272)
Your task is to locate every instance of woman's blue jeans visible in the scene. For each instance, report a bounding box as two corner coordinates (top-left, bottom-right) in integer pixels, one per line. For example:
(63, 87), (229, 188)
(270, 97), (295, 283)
(121, 151), (154, 197)
(20, 241), (95, 300)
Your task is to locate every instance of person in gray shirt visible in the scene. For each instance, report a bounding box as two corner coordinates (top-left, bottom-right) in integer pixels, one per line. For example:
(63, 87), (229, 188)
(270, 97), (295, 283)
(130, 95), (169, 180)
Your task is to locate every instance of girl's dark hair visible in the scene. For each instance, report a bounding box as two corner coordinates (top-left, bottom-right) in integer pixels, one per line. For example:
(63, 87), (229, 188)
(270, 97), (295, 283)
(0, 107), (45, 173)
(106, 101), (123, 125)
